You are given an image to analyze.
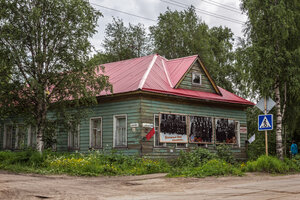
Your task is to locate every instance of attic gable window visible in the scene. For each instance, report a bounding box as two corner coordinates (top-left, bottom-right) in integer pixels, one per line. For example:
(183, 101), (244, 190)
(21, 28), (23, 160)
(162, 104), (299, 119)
(192, 72), (202, 85)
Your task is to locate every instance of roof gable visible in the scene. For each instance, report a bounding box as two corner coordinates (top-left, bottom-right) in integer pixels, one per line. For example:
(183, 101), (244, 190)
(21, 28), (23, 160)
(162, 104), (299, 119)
(173, 57), (221, 95)
(97, 54), (253, 106)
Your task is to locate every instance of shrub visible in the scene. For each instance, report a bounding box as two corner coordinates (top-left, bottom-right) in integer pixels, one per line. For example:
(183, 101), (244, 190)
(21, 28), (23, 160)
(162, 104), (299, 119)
(169, 159), (243, 177)
(42, 151), (170, 176)
(245, 155), (289, 173)
(216, 144), (235, 164)
(173, 148), (216, 168)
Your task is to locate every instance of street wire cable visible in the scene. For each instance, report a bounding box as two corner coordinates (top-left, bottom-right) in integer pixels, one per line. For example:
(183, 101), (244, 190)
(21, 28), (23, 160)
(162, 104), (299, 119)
(90, 2), (157, 22)
(91, 2), (245, 25)
(201, 0), (241, 12)
(163, 0), (245, 24)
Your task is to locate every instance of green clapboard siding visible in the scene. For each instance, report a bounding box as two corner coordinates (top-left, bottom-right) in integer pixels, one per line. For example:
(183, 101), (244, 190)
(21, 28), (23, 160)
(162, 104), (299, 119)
(139, 97), (248, 159)
(178, 60), (216, 93)
(0, 94), (249, 160)
(55, 99), (142, 154)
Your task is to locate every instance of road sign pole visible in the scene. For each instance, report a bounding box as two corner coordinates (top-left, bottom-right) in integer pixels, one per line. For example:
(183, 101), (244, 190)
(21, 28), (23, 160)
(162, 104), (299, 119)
(264, 96), (268, 156)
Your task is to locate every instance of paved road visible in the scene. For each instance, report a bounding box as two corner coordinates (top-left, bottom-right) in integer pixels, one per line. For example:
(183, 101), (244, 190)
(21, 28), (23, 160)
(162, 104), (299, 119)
(0, 171), (300, 199)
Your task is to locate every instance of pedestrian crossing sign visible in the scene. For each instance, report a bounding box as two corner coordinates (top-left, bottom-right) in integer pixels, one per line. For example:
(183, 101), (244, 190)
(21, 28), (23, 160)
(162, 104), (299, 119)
(258, 114), (273, 131)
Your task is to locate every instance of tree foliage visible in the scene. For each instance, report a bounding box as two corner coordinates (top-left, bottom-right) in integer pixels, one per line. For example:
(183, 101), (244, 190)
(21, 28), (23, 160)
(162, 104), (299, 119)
(102, 18), (150, 62)
(240, 0), (300, 159)
(150, 6), (236, 92)
(0, 0), (111, 151)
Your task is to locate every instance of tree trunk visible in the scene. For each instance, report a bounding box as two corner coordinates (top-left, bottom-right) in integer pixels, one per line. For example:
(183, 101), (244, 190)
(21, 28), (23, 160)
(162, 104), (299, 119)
(36, 100), (47, 153)
(275, 82), (283, 160)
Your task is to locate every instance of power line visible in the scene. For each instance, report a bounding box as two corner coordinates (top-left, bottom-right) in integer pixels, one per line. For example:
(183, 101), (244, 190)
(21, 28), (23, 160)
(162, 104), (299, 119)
(199, 0), (242, 13)
(205, 0), (240, 11)
(90, 2), (157, 22)
(91, 1), (245, 26)
(162, 0), (245, 25)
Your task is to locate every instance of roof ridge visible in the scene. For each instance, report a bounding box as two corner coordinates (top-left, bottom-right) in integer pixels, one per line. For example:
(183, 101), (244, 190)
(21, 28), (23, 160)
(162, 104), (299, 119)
(167, 54), (198, 62)
(138, 54), (158, 89)
(101, 54), (156, 66)
(161, 58), (173, 88)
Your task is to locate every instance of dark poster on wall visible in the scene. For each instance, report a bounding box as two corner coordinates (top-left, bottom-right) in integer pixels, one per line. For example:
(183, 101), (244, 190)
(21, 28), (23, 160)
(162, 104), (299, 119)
(215, 118), (236, 144)
(189, 116), (213, 143)
(160, 113), (187, 143)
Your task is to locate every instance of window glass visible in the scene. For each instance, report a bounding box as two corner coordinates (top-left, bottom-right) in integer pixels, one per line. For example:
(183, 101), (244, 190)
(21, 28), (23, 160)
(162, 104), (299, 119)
(190, 116), (213, 143)
(192, 73), (201, 85)
(28, 126), (37, 148)
(5, 125), (14, 149)
(91, 118), (102, 148)
(215, 118), (237, 144)
(115, 116), (127, 147)
(16, 125), (26, 149)
(69, 124), (80, 150)
(154, 115), (166, 147)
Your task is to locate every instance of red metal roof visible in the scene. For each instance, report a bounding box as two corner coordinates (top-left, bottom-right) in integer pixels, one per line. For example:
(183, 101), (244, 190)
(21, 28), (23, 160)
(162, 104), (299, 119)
(98, 54), (254, 106)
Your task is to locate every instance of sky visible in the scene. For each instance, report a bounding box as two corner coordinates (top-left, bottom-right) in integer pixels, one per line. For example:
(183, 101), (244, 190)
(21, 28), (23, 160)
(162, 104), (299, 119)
(89, 0), (248, 53)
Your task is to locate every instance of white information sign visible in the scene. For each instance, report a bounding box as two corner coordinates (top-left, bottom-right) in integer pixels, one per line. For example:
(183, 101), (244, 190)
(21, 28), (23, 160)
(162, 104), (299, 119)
(248, 134), (255, 144)
(130, 123), (139, 128)
(159, 113), (188, 143)
(142, 123), (153, 128)
(160, 133), (188, 143)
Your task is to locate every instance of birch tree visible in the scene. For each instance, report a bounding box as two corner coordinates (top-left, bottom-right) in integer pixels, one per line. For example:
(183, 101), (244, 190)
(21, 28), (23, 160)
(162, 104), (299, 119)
(240, 0), (300, 159)
(0, 0), (111, 152)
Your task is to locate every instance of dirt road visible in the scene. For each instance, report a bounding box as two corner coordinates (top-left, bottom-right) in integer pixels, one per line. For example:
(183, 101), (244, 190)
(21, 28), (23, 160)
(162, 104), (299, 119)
(0, 171), (300, 200)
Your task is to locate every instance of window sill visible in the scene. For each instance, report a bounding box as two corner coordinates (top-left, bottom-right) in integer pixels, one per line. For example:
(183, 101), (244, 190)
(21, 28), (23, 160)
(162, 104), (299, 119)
(89, 147), (103, 150)
(154, 146), (167, 149)
(68, 148), (80, 151)
(113, 146), (128, 149)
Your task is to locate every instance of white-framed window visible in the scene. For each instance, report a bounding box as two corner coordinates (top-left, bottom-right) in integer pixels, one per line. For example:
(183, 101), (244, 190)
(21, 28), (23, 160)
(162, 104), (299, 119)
(154, 114), (166, 147)
(215, 118), (240, 145)
(3, 124), (26, 150)
(113, 114), (127, 148)
(68, 123), (80, 150)
(90, 117), (102, 149)
(192, 72), (202, 85)
(3, 124), (15, 149)
(27, 126), (37, 148)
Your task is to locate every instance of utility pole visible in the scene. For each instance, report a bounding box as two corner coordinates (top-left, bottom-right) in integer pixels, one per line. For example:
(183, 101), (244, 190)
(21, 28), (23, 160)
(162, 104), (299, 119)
(264, 96), (268, 156)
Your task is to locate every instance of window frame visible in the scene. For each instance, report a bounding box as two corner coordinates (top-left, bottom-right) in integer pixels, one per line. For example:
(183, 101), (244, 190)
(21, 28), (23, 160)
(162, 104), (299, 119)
(3, 124), (14, 149)
(192, 72), (202, 86)
(89, 117), (103, 149)
(153, 114), (166, 148)
(3, 124), (26, 150)
(189, 115), (214, 144)
(27, 125), (37, 148)
(113, 114), (127, 148)
(68, 123), (80, 150)
(214, 117), (240, 145)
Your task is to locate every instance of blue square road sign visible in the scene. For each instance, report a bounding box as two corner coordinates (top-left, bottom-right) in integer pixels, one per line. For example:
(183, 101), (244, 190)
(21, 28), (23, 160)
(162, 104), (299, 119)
(258, 114), (273, 131)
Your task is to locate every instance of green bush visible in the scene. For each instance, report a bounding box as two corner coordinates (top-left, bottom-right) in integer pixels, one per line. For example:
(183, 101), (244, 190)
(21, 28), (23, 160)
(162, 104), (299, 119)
(245, 156), (289, 173)
(169, 159), (243, 177)
(173, 148), (216, 168)
(216, 144), (235, 164)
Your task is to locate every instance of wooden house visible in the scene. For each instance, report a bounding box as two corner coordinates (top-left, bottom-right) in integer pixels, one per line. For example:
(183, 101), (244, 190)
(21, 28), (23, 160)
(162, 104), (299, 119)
(0, 54), (253, 159)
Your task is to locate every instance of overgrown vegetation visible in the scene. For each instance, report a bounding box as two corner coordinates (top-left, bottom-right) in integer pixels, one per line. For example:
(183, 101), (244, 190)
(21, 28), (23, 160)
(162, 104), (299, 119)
(0, 150), (169, 176)
(169, 146), (242, 177)
(1, 150), (300, 177)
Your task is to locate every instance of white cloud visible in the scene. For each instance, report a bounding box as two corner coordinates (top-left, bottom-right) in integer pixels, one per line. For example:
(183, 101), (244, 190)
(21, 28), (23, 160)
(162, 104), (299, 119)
(89, 0), (248, 53)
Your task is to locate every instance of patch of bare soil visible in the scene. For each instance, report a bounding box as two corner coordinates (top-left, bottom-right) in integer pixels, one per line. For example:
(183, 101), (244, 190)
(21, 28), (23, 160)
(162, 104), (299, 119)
(0, 171), (300, 200)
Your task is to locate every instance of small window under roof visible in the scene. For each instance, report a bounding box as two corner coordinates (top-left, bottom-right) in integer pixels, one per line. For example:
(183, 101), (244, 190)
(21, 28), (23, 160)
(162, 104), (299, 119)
(192, 72), (201, 85)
